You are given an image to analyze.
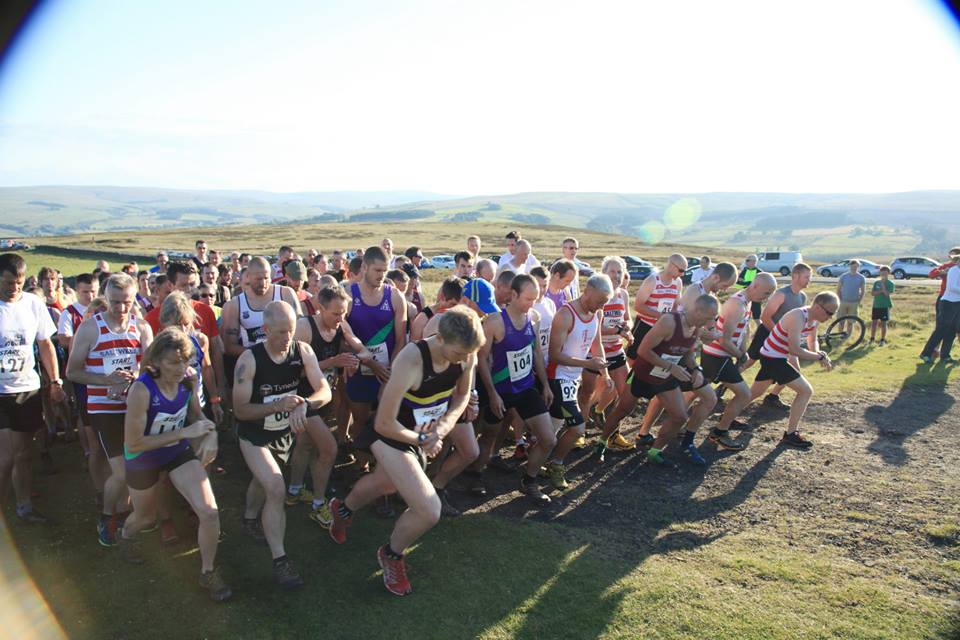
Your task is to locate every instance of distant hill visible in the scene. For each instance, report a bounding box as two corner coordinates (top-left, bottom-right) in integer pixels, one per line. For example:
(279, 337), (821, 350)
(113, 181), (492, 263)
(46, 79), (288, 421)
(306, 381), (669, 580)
(2, 186), (958, 260)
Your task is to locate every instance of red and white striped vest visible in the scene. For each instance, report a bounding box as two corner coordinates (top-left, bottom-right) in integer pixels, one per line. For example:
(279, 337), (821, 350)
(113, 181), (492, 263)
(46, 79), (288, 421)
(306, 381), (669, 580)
(760, 307), (817, 359)
(85, 313), (143, 413)
(637, 274), (681, 327)
(702, 290), (750, 358)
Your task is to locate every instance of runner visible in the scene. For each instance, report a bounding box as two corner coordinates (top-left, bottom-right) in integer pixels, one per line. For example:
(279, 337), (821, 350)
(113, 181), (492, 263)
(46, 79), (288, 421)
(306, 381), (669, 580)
(497, 239), (539, 275)
(67, 273), (154, 545)
(545, 259), (577, 309)
(385, 269), (419, 333)
(328, 306), (483, 596)
(627, 253), (687, 362)
(344, 246), (405, 441)
(409, 278), (464, 343)
(530, 266), (555, 368)
(477, 274), (554, 504)
(600, 294), (720, 467)
(233, 301), (333, 588)
(475, 259), (497, 283)
(591, 257), (635, 456)
(116, 327), (232, 601)
(545, 275), (613, 490)
(744, 262), (812, 409)
(454, 251), (475, 280)
(701, 272), (778, 450)
(749, 292), (837, 448)
(0, 253), (65, 524)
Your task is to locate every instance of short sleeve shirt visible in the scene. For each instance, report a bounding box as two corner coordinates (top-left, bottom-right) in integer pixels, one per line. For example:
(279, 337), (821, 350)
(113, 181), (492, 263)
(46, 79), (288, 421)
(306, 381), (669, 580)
(872, 280), (894, 308)
(838, 272), (866, 302)
(146, 299), (219, 340)
(0, 294), (57, 393)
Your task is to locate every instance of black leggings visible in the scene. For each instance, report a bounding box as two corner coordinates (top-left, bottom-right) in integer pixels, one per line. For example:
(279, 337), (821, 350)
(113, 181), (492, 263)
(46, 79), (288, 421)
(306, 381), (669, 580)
(922, 299), (960, 359)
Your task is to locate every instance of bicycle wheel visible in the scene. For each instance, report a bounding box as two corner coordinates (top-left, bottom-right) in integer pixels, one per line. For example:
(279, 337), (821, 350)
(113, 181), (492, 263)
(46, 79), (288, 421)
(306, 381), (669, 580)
(822, 315), (866, 353)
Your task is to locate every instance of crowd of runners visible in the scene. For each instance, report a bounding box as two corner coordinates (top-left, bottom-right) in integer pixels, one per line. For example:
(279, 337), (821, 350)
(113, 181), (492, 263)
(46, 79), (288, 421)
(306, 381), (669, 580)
(2, 232), (958, 602)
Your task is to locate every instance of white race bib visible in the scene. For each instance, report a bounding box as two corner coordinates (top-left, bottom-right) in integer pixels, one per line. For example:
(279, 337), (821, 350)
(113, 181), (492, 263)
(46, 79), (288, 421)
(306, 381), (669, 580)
(147, 406), (188, 436)
(412, 401), (448, 427)
(539, 329), (549, 349)
(506, 345), (533, 382)
(0, 347), (30, 383)
(558, 379), (579, 402)
(105, 352), (137, 376)
(650, 354), (683, 379)
(657, 299), (674, 313)
(264, 391), (296, 431)
(360, 342), (389, 376)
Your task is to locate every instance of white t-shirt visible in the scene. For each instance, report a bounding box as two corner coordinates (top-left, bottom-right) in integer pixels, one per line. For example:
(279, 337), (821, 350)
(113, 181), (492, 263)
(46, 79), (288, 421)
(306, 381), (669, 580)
(57, 302), (88, 338)
(0, 294), (57, 393)
(498, 252), (540, 272)
(691, 267), (714, 283)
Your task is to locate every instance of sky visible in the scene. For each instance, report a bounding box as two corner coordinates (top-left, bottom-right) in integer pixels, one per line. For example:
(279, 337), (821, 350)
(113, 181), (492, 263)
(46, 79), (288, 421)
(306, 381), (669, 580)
(1, 0), (959, 195)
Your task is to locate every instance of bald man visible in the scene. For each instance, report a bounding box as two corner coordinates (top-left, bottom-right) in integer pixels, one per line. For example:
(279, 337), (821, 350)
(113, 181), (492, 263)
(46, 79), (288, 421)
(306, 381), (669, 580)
(233, 301), (334, 589)
(221, 257), (302, 359)
(627, 254), (687, 364)
(497, 239), (540, 276)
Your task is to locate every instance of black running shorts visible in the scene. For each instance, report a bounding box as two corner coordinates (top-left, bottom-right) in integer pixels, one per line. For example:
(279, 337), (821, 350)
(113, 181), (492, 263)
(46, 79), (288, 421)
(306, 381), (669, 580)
(755, 356), (801, 385)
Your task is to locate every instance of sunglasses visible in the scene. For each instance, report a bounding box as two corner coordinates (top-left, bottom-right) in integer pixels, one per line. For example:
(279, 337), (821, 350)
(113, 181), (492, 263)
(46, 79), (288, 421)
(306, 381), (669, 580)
(816, 302), (837, 318)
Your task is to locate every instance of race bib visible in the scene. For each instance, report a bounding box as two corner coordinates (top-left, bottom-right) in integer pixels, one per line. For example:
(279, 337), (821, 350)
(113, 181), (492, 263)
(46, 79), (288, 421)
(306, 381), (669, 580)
(360, 342), (389, 376)
(105, 352), (137, 376)
(245, 326), (266, 346)
(0, 347), (29, 382)
(264, 391), (296, 431)
(558, 379), (579, 402)
(412, 401), (448, 427)
(650, 354), (683, 379)
(657, 299), (674, 313)
(147, 406), (188, 436)
(506, 345), (533, 382)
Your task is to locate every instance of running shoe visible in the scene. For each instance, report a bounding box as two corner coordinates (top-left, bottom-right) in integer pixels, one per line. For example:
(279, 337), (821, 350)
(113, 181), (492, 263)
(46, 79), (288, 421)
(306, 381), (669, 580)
(573, 434), (587, 450)
(285, 488), (314, 507)
(682, 443), (707, 466)
(780, 431), (813, 450)
(160, 519), (180, 545)
(328, 497), (352, 544)
(377, 545), (412, 596)
(546, 462), (570, 491)
(520, 475), (551, 506)
(878, 339), (886, 346)
(308, 502), (334, 529)
(118, 534), (145, 565)
(199, 567), (233, 602)
(646, 448), (675, 468)
(512, 443), (528, 462)
(942, 357), (958, 365)
(140, 520), (159, 534)
(97, 519), (118, 547)
(488, 454), (517, 473)
(437, 489), (462, 518)
(16, 508), (50, 525)
(608, 433), (636, 451)
(592, 441), (607, 462)
(635, 433), (655, 448)
(763, 394), (790, 410)
(728, 419), (752, 431)
(463, 470), (487, 497)
(919, 354), (934, 364)
(709, 428), (746, 451)
(273, 557), (305, 589)
(241, 517), (266, 543)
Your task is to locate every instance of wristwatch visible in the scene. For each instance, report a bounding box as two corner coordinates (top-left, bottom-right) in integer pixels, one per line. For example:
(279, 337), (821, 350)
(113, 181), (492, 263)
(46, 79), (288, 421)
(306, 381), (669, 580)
(818, 353), (826, 361)
(417, 432), (428, 444)
(50, 378), (63, 386)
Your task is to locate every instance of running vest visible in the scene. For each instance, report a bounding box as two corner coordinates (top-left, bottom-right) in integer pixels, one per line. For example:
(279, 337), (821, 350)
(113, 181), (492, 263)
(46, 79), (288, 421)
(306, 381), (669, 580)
(637, 274), (681, 327)
(189, 333), (206, 407)
(772, 285), (807, 324)
(634, 312), (697, 384)
(347, 283), (396, 376)
(547, 302), (599, 381)
(238, 286), (282, 347)
(760, 307), (817, 359)
(601, 289), (627, 356)
(237, 341), (304, 433)
(702, 290), (750, 358)
(545, 288), (567, 310)
(85, 312), (143, 414)
(676, 281), (707, 312)
(398, 340), (463, 429)
(533, 297), (556, 366)
(490, 308), (536, 395)
(65, 303), (85, 338)
(124, 373), (190, 467)
(307, 315), (343, 388)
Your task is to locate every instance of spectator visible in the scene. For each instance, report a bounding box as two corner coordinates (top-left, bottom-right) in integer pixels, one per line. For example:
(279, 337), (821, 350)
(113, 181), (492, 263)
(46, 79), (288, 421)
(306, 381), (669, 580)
(737, 254), (763, 323)
(836, 259), (866, 334)
(403, 246), (425, 270)
(192, 239), (209, 270)
(150, 251), (169, 274)
(467, 235), (481, 259)
(560, 237), (581, 298)
(690, 256), (714, 283)
(330, 251), (346, 282)
(920, 252), (960, 364)
(870, 265), (894, 345)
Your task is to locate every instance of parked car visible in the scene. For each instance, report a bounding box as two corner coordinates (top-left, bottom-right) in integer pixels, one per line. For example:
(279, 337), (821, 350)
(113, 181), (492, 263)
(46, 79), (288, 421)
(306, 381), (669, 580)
(817, 259), (882, 278)
(430, 255), (456, 269)
(622, 256), (657, 282)
(889, 256), (940, 280)
(753, 251), (804, 276)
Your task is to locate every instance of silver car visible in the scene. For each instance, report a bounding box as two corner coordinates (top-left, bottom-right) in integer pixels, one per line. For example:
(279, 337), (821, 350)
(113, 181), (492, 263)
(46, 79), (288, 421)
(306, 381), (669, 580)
(817, 259), (882, 278)
(889, 256), (940, 280)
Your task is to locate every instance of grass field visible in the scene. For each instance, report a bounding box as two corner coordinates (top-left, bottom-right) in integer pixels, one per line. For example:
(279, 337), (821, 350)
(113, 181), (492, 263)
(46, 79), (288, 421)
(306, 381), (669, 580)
(2, 226), (959, 639)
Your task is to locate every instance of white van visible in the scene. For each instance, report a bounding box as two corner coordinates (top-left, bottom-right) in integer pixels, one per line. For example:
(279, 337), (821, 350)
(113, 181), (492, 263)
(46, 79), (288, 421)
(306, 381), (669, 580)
(755, 251), (804, 276)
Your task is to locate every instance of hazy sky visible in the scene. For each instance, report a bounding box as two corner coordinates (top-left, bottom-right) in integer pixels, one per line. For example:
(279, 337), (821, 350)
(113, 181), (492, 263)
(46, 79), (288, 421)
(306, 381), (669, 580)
(1, 0), (959, 195)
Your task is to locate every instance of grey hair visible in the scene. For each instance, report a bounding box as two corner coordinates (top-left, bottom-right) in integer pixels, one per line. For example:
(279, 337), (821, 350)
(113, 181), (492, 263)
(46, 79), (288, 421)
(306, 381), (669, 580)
(585, 274), (613, 296)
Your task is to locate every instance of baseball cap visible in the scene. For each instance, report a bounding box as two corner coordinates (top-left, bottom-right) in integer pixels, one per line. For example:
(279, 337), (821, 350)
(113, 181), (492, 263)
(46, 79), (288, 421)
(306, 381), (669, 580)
(284, 260), (307, 281)
(463, 278), (499, 315)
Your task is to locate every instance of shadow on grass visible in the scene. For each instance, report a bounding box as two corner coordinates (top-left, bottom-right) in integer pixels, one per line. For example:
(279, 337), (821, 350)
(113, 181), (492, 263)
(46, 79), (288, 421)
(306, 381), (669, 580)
(864, 362), (956, 465)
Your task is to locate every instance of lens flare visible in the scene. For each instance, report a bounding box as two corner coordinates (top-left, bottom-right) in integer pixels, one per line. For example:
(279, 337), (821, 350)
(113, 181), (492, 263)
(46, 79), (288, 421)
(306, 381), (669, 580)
(637, 220), (666, 244)
(663, 198), (703, 231)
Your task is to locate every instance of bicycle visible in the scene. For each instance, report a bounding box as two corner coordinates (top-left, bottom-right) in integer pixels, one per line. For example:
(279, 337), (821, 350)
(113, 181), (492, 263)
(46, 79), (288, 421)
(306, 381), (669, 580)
(818, 315), (866, 354)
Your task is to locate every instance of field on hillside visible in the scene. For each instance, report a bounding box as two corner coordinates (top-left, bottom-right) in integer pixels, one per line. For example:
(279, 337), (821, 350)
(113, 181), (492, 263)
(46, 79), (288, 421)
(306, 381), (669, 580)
(2, 244), (959, 638)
